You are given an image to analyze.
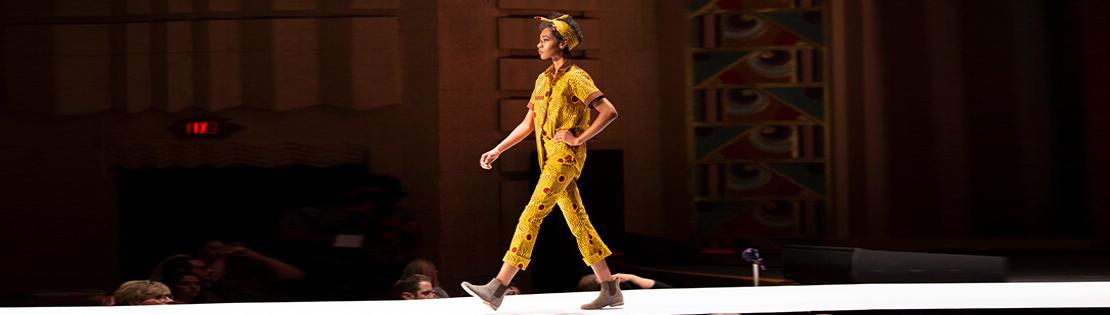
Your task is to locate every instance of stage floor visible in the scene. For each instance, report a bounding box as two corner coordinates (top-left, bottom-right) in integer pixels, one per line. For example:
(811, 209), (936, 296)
(4, 282), (1110, 314)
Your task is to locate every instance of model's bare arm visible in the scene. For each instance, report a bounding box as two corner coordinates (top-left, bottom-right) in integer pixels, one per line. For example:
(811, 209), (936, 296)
(554, 97), (618, 146)
(480, 110), (536, 169)
(497, 110), (537, 152)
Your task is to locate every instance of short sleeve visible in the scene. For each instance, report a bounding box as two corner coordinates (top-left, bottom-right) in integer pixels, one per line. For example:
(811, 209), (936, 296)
(568, 70), (605, 107)
(529, 72), (546, 110)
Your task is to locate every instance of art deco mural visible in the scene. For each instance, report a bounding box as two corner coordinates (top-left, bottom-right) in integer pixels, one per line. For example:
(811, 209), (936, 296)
(688, 0), (828, 245)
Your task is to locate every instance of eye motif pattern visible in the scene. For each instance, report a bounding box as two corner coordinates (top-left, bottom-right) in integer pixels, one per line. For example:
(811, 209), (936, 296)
(747, 50), (793, 79)
(724, 88), (770, 117)
(750, 125), (794, 154)
(722, 14), (768, 41)
(726, 163), (772, 191)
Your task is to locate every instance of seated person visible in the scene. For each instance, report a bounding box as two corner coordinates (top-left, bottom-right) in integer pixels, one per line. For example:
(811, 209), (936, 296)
(275, 177), (418, 263)
(165, 272), (201, 304)
(577, 273), (672, 291)
(162, 271), (222, 304)
(391, 274), (437, 300)
(400, 259), (449, 298)
(150, 254), (221, 302)
(112, 280), (174, 305)
(197, 240), (306, 302)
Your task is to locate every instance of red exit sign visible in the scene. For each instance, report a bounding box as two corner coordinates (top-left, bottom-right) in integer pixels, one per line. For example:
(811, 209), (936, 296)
(185, 121), (219, 135)
(170, 119), (243, 139)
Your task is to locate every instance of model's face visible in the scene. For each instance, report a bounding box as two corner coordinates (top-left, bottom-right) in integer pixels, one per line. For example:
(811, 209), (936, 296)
(537, 27), (563, 60)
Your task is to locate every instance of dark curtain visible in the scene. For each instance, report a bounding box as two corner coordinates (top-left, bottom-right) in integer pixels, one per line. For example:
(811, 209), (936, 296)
(842, 0), (1110, 239)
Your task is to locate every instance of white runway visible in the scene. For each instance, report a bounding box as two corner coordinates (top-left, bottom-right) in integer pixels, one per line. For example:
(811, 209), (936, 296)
(4, 282), (1110, 314)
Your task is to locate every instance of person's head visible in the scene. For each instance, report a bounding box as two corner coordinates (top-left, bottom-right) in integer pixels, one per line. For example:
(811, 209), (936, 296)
(165, 272), (202, 303)
(536, 13), (584, 60)
(149, 255), (192, 283)
(112, 280), (173, 305)
(197, 240), (225, 262)
(577, 274), (601, 291)
(186, 258), (211, 283)
(151, 255), (211, 284)
(401, 259), (439, 287)
(394, 274), (436, 300)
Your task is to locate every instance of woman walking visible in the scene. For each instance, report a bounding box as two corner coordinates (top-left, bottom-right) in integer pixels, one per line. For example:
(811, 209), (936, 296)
(461, 13), (624, 311)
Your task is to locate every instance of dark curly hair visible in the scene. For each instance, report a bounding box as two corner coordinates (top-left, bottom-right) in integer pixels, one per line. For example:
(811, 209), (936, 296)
(537, 12), (584, 56)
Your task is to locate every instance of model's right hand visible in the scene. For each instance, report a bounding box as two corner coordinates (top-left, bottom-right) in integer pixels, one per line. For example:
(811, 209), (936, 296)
(480, 148), (502, 170)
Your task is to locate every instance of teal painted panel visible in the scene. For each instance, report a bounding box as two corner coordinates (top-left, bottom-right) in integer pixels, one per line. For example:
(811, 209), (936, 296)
(690, 0), (712, 12)
(768, 163), (825, 195)
(694, 91), (706, 121)
(766, 87), (823, 119)
(693, 51), (750, 85)
(814, 49), (824, 78)
(695, 126), (750, 159)
(763, 11), (823, 45)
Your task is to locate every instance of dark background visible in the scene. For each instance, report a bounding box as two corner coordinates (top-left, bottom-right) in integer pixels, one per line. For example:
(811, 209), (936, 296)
(2, 0), (1110, 306)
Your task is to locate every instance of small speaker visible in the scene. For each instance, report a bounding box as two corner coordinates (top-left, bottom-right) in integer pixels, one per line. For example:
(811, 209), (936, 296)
(784, 245), (1008, 284)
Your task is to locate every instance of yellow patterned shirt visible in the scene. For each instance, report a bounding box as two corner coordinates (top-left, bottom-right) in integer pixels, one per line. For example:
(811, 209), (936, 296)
(528, 62), (605, 176)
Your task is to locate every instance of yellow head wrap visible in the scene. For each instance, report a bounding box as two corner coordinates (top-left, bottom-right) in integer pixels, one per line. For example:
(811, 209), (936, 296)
(534, 15), (580, 51)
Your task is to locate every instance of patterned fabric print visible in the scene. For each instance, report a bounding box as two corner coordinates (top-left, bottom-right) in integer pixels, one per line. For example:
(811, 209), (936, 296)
(528, 62), (605, 179)
(502, 141), (612, 270)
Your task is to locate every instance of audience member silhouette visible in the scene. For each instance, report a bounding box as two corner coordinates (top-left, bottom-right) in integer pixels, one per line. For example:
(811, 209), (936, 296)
(196, 240), (305, 302)
(112, 280), (173, 305)
(400, 259), (449, 298)
(391, 274), (437, 300)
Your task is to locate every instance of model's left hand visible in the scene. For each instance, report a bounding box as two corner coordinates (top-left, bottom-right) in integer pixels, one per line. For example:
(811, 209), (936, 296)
(554, 130), (581, 146)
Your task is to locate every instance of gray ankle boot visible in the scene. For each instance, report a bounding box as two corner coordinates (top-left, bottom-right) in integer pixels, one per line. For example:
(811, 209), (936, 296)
(461, 279), (509, 310)
(581, 279), (624, 309)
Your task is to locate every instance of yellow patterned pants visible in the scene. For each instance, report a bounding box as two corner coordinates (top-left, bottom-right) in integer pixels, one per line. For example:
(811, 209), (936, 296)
(502, 143), (611, 270)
